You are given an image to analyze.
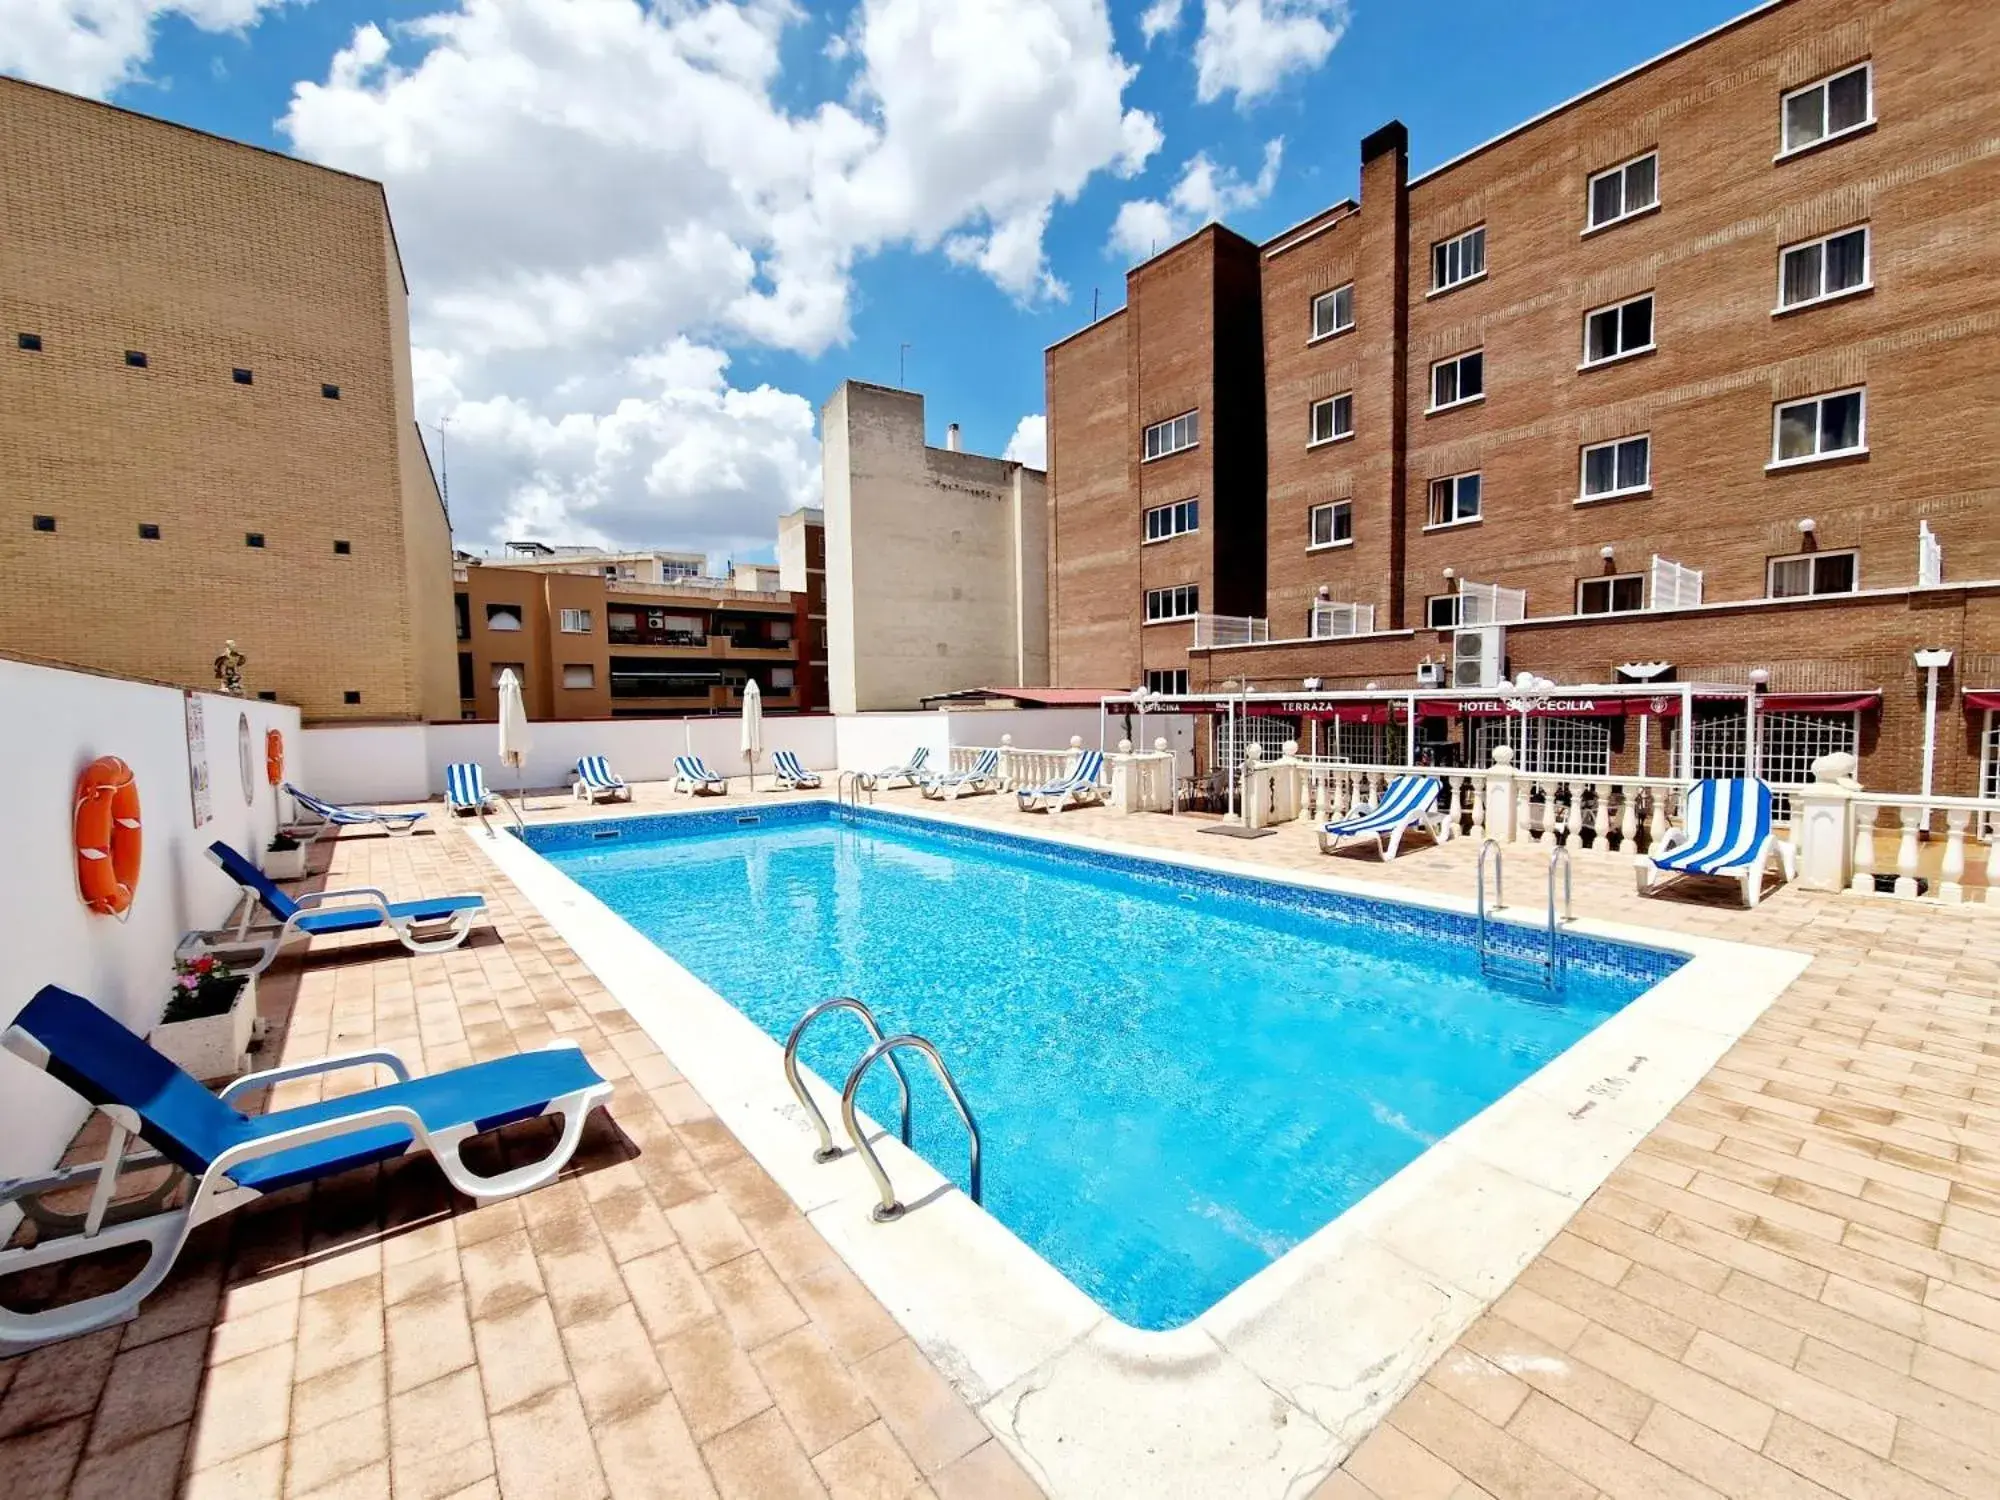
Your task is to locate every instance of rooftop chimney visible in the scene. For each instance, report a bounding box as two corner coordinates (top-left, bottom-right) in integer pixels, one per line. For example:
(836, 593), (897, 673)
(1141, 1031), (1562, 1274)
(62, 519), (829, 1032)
(945, 423), (962, 452)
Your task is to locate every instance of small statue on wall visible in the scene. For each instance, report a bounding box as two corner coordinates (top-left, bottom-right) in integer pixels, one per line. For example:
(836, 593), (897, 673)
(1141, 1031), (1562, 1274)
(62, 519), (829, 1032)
(213, 640), (247, 696)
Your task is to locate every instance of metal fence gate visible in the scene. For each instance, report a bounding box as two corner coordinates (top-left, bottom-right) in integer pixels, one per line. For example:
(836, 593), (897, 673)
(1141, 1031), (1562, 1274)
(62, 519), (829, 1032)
(1468, 715), (1613, 778)
(1682, 709), (1858, 819)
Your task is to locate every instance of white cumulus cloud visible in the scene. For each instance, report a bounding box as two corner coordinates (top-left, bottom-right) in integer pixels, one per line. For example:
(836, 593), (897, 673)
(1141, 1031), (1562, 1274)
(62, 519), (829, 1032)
(1108, 137), (1282, 261)
(270, 0), (1161, 550)
(1002, 413), (1046, 469)
(1195, 0), (1349, 105)
(0, 0), (288, 97)
(1138, 0), (1182, 45)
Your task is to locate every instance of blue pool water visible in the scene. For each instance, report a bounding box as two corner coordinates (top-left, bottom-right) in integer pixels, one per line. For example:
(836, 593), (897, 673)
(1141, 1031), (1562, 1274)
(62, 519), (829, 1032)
(530, 804), (1681, 1330)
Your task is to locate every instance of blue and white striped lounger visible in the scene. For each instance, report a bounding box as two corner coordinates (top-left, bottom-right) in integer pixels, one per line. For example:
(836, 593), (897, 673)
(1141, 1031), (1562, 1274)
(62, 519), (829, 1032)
(189, 841), (487, 974)
(1016, 749), (1106, 813)
(861, 747), (929, 790)
(0, 983), (612, 1347)
(282, 784), (425, 842)
(572, 755), (630, 804)
(444, 762), (494, 817)
(673, 755), (727, 796)
(1636, 778), (1795, 908)
(1318, 775), (1446, 861)
(771, 750), (821, 789)
(921, 748), (1001, 802)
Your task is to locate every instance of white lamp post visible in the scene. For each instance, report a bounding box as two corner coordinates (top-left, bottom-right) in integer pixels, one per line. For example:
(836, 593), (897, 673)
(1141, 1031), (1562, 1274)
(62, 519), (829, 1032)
(1914, 648), (1952, 812)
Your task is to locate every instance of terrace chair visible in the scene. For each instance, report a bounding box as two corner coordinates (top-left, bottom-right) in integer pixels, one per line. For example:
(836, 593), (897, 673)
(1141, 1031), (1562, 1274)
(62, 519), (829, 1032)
(0, 983), (612, 1348)
(445, 762), (496, 818)
(1016, 749), (1107, 813)
(1318, 775), (1446, 861)
(920, 747), (1001, 802)
(860, 747), (929, 790)
(572, 755), (631, 804)
(185, 841), (486, 975)
(1635, 777), (1796, 908)
(673, 755), (728, 796)
(282, 784), (425, 843)
(771, 749), (821, 790)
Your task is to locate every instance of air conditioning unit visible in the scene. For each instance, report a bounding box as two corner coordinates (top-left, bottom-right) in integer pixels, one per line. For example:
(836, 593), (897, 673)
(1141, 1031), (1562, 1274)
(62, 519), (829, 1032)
(1452, 626), (1504, 688)
(1415, 658), (1446, 688)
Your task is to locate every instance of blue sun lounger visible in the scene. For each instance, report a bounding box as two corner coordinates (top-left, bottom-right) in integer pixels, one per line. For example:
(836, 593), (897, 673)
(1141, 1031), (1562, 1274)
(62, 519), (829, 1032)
(0, 983), (611, 1347)
(771, 749), (821, 789)
(1318, 775), (1446, 861)
(1636, 778), (1795, 908)
(445, 762), (496, 817)
(185, 841), (486, 974)
(1016, 749), (1106, 813)
(921, 747), (1001, 801)
(673, 755), (728, 795)
(572, 755), (631, 804)
(282, 784), (425, 842)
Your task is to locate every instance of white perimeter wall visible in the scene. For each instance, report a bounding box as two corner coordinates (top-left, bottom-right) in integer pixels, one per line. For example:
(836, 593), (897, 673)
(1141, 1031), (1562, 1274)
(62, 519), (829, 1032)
(0, 659), (301, 1185)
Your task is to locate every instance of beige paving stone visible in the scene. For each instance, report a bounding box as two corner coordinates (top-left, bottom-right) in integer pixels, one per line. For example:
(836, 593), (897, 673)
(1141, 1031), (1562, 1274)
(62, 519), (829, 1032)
(1422, 1348), (1529, 1429)
(811, 1419), (925, 1500)
(849, 1339), (987, 1478)
(655, 1316), (773, 1442)
(387, 1284), (478, 1394)
(1505, 1393), (1721, 1500)
(185, 1341), (294, 1472)
(181, 1440), (287, 1500)
(702, 1406), (829, 1500)
(1383, 1384), (1596, 1500)
(487, 1385), (608, 1500)
(295, 1277), (386, 1384)
(1631, 1405), (1841, 1500)
(292, 1355), (386, 1437)
(558, 1303), (670, 1426)
(1682, 1330), (1897, 1458)
(1760, 1412), (1957, 1500)
(789, 1260), (905, 1366)
(459, 1229), (547, 1322)
(703, 1252), (809, 1350)
(592, 1394), (718, 1500)
(667, 1194), (758, 1273)
(928, 1439), (1044, 1500)
(753, 1325), (878, 1457)
(1342, 1422), (1469, 1500)
(85, 1327), (206, 1455)
(1458, 1316), (1653, 1440)
(285, 1408), (389, 1497)
(621, 1245), (719, 1343)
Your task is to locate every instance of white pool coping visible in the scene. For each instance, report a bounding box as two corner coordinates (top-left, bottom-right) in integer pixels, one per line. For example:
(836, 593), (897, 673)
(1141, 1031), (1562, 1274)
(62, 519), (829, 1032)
(472, 800), (1813, 1500)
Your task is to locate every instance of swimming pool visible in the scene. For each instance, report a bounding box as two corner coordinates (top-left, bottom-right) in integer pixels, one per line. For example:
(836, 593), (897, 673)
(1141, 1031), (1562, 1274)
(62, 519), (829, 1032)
(528, 802), (1684, 1331)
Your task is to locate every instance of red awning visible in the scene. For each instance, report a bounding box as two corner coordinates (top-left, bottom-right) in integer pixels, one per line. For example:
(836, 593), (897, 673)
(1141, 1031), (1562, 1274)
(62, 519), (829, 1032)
(1138, 698), (1226, 716)
(1247, 700), (1396, 723)
(1756, 691), (1880, 714)
(1963, 689), (2000, 713)
(1416, 694), (1685, 719)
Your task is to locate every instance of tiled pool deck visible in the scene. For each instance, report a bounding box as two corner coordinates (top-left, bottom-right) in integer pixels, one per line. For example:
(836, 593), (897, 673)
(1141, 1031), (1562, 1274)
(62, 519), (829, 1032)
(7, 779), (2000, 1499)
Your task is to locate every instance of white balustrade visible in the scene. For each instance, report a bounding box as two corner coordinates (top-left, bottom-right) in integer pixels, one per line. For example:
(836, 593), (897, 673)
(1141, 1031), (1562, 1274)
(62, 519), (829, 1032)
(1827, 792), (2000, 906)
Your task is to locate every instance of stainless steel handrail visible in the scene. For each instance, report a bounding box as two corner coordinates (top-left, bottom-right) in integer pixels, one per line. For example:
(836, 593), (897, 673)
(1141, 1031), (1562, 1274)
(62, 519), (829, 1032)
(835, 770), (875, 817)
(1547, 844), (1573, 981)
(840, 1034), (982, 1222)
(783, 998), (911, 1163)
(1476, 838), (1503, 954)
(495, 794), (528, 837)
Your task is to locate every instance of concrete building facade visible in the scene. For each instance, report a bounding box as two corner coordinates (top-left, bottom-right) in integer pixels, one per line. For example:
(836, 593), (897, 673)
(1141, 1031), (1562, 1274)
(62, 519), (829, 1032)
(0, 77), (457, 722)
(777, 507), (829, 715)
(821, 382), (1049, 713)
(1044, 0), (2000, 793)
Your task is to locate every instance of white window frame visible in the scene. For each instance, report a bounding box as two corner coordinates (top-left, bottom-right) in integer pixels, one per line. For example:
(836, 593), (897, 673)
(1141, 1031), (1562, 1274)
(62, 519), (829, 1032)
(1425, 594), (1462, 629)
(1144, 583), (1199, 623)
(1579, 292), (1655, 369)
(1767, 549), (1860, 599)
(1308, 393), (1354, 447)
(1775, 224), (1871, 314)
(1768, 387), (1867, 469)
(1778, 62), (1874, 160)
(1428, 349), (1484, 414)
(1308, 500), (1353, 551)
(1576, 573), (1647, 615)
(1429, 225), (1486, 295)
(558, 607), (593, 634)
(1144, 668), (1189, 696)
(1584, 151), (1659, 234)
(1143, 411), (1199, 462)
(561, 663), (595, 690)
(1577, 433), (1652, 502)
(1425, 472), (1482, 530)
(1310, 284), (1354, 342)
(484, 605), (524, 632)
(1143, 498), (1199, 544)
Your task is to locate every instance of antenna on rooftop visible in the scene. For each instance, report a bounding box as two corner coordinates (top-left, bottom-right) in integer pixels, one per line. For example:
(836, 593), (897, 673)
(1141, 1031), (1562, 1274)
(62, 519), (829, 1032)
(1091, 287), (1099, 322)
(898, 342), (912, 388)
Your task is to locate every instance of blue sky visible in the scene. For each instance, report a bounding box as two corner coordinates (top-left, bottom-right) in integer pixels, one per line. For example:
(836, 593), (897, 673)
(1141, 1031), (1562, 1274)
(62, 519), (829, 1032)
(7, 0), (1753, 563)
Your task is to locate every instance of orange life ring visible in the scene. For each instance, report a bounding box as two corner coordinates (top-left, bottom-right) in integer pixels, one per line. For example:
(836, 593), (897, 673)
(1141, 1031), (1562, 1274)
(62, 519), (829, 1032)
(75, 756), (142, 920)
(265, 729), (285, 787)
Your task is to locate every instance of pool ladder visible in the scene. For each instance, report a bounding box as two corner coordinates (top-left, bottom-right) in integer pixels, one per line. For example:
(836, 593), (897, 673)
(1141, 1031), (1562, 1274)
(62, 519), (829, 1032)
(835, 771), (875, 819)
(783, 997), (982, 1222)
(1476, 839), (1572, 989)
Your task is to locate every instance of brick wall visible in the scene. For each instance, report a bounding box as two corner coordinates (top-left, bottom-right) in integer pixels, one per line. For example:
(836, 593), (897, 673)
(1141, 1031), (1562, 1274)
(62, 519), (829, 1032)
(0, 78), (456, 722)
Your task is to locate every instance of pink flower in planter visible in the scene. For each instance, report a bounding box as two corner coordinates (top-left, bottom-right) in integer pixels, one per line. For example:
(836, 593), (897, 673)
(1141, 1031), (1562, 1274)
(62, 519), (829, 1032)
(179, 975), (200, 990)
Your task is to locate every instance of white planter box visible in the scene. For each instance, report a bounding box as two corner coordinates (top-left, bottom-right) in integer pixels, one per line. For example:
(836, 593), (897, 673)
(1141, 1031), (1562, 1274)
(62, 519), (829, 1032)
(151, 974), (257, 1082)
(262, 845), (307, 880)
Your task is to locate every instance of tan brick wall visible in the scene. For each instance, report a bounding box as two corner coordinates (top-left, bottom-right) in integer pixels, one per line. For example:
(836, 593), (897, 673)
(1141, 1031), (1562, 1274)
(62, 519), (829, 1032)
(0, 78), (455, 722)
(1047, 311), (1136, 687)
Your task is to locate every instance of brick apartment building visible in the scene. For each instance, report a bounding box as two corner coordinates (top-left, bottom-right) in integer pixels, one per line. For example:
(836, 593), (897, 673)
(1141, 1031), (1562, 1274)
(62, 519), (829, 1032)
(777, 507), (829, 713)
(0, 77), (458, 722)
(453, 543), (822, 721)
(1046, 0), (2000, 795)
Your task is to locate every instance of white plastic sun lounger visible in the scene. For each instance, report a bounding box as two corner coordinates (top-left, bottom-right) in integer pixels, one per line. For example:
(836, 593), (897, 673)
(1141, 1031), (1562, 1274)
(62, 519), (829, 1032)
(771, 749), (821, 789)
(1016, 749), (1106, 813)
(282, 784), (425, 843)
(860, 747), (929, 790)
(1318, 775), (1446, 861)
(444, 762), (496, 817)
(1635, 777), (1795, 908)
(920, 748), (1001, 801)
(572, 755), (631, 804)
(0, 983), (612, 1348)
(673, 755), (728, 796)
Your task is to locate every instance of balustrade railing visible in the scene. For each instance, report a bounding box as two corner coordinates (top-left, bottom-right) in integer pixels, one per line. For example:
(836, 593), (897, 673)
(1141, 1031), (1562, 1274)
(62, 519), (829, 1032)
(1846, 795), (2000, 905)
(946, 736), (1088, 791)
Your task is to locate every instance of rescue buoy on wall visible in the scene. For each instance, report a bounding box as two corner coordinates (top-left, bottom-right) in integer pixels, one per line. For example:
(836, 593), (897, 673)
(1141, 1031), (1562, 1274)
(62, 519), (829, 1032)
(265, 729), (285, 787)
(75, 756), (142, 919)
